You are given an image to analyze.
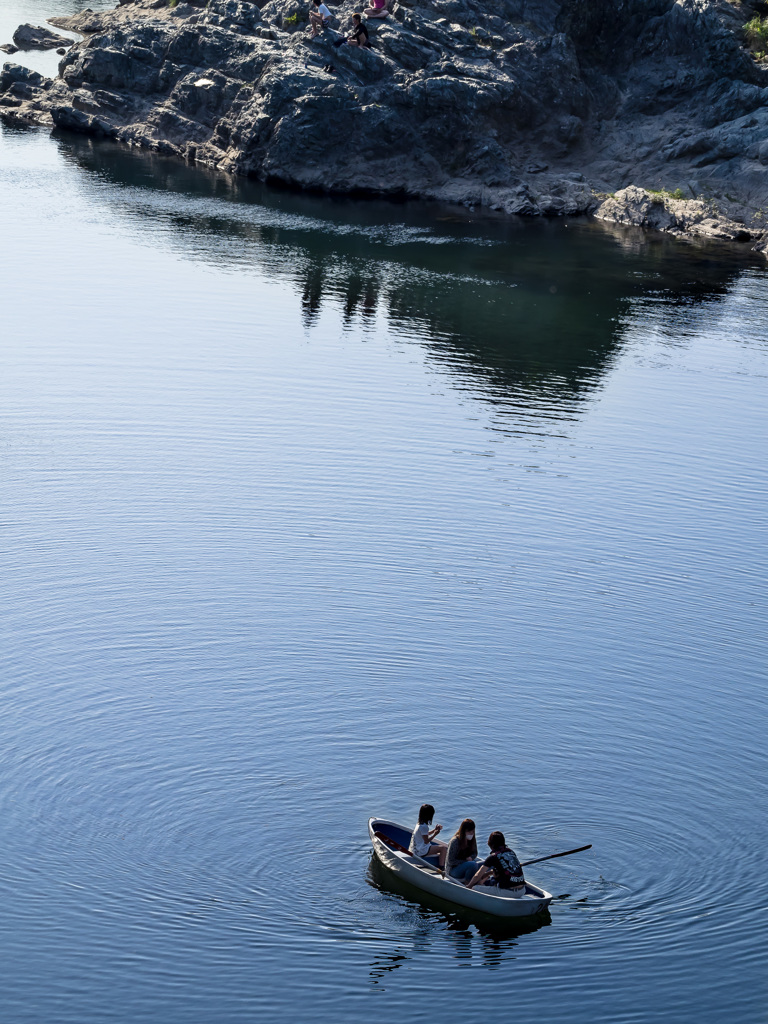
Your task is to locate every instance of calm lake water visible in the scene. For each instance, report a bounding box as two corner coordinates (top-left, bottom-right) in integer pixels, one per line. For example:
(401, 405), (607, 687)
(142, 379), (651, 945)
(2, 9), (768, 1021)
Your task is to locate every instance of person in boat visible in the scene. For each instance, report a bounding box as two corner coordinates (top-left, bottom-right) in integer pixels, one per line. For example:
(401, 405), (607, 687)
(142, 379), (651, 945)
(444, 818), (481, 882)
(466, 831), (525, 894)
(409, 803), (445, 868)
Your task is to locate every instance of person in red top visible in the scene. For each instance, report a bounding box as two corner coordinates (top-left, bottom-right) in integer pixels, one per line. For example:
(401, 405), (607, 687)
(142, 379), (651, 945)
(466, 831), (526, 894)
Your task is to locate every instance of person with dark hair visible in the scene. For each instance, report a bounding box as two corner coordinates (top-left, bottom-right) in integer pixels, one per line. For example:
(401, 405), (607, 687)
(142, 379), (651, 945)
(346, 13), (371, 47)
(444, 818), (481, 882)
(467, 831), (525, 894)
(409, 804), (445, 867)
(309, 0), (333, 37)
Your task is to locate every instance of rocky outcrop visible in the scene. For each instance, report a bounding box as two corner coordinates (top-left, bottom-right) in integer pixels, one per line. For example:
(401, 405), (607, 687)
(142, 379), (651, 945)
(2, 0), (768, 253)
(10, 23), (73, 50)
(594, 185), (756, 244)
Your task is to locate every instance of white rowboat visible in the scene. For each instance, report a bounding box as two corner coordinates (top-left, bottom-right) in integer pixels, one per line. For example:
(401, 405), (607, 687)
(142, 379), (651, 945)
(369, 817), (553, 918)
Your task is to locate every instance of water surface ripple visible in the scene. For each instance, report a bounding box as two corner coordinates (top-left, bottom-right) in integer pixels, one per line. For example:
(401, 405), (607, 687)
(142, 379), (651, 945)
(0, 115), (766, 1024)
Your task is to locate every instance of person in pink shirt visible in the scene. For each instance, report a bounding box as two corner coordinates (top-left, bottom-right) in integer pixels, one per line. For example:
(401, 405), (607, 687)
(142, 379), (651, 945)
(364, 0), (389, 18)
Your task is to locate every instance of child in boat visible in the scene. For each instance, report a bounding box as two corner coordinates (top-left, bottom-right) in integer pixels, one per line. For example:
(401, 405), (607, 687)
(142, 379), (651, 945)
(409, 804), (445, 868)
(466, 831), (525, 894)
(445, 818), (481, 881)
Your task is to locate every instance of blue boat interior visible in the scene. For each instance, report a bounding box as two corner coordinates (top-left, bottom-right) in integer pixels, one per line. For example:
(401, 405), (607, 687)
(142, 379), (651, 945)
(374, 821), (412, 848)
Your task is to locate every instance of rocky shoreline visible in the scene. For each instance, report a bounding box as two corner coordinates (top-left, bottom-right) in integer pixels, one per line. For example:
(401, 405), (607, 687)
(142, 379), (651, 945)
(3, 0), (768, 256)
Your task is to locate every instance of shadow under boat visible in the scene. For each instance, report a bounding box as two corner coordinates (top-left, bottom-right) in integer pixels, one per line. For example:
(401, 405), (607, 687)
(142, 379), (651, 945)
(366, 853), (552, 939)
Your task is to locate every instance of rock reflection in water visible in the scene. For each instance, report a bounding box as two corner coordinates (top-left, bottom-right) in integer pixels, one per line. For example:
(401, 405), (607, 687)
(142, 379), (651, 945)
(57, 133), (760, 429)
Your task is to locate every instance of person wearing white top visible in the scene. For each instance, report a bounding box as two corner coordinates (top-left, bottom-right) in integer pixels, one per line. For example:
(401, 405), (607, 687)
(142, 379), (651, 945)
(409, 803), (446, 868)
(309, 0), (333, 36)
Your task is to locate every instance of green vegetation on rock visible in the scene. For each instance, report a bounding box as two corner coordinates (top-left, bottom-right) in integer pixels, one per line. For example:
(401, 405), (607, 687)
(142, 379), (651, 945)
(744, 15), (768, 50)
(648, 187), (688, 202)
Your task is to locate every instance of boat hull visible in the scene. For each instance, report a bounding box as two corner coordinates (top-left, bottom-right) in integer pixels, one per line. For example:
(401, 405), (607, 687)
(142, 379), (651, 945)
(368, 818), (553, 918)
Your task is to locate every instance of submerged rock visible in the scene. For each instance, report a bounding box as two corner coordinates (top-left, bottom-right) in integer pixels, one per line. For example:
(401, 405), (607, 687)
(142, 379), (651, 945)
(2, 0), (768, 254)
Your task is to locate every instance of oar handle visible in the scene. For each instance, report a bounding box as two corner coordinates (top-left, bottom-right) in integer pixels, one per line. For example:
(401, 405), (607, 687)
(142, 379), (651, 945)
(520, 844), (592, 868)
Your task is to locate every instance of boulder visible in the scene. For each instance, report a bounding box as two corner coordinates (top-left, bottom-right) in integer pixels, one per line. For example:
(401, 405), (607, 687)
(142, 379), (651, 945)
(595, 186), (756, 244)
(0, 64), (49, 91)
(12, 23), (73, 50)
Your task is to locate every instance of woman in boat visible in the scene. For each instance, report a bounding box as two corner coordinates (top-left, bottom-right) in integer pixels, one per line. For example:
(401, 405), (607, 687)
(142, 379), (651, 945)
(445, 818), (480, 882)
(409, 804), (445, 868)
(466, 831), (525, 894)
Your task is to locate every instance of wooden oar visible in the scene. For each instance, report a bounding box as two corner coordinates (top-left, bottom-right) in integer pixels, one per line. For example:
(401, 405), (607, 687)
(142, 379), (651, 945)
(520, 844), (592, 867)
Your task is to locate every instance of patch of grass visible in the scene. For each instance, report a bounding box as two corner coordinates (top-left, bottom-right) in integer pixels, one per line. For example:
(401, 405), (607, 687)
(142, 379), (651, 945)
(647, 186), (687, 202)
(283, 9), (309, 26)
(168, 0), (178, 7)
(744, 15), (768, 49)
(468, 26), (492, 45)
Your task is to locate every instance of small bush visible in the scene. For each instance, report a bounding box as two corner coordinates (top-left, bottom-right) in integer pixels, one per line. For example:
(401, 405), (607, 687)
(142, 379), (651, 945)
(169, 0), (179, 7)
(744, 15), (768, 49)
(647, 186), (687, 202)
(283, 9), (309, 27)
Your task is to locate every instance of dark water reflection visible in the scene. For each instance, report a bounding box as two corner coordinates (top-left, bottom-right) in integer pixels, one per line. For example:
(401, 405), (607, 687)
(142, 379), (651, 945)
(56, 134), (760, 420)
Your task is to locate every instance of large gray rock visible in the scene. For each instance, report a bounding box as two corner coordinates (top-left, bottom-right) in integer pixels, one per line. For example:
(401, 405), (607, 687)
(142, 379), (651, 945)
(2, 0), (768, 256)
(595, 185), (761, 245)
(12, 23), (73, 50)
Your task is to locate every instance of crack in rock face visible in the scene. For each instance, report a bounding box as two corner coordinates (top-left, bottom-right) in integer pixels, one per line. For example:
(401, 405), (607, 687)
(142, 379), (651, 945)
(2, 0), (768, 254)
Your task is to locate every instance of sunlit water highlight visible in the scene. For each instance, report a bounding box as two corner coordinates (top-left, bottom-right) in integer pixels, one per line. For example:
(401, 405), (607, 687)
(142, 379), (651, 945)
(1, 42), (767, 1024)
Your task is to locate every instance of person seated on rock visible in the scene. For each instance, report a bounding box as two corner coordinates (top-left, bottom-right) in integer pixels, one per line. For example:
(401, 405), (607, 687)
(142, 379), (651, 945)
(345, 13), (371, 47)
(309, 0), (334, 37)
(363, 0), (389, 19)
